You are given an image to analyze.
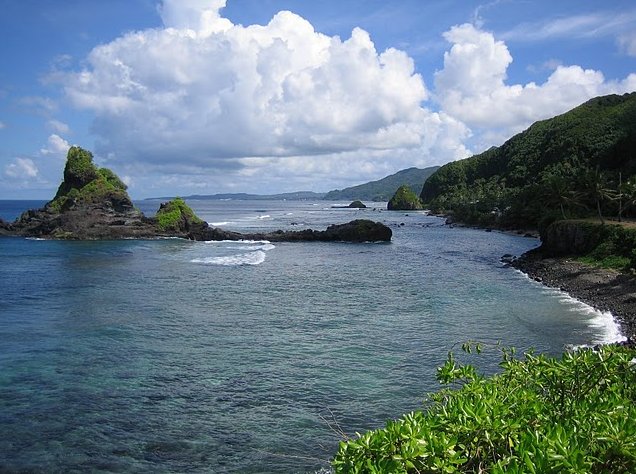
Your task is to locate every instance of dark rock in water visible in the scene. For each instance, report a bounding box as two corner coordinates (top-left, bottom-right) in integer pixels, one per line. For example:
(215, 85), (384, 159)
(348, 200), (367, 209)
(0, 218), (12, 233)
(189, 219), (392, 243)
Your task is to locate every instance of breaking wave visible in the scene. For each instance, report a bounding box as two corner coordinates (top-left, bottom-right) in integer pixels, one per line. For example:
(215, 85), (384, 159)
(192, 250), (267, 266)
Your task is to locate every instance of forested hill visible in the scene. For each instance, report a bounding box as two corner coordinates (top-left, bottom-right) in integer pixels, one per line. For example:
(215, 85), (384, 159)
(324, 166), (440, 201)
(420, 92), (636, 228)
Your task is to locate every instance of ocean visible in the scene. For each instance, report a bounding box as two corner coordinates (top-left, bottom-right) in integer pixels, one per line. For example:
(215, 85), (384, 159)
(0, 199), (624, 473)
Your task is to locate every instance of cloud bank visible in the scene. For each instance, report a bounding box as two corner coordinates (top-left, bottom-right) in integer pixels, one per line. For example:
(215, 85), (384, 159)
(53, 1), (636, 195)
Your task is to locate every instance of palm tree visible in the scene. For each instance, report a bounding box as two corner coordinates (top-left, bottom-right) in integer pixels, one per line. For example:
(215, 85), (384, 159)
(540, 173), (581, 220)
(578, 167), (615, 224)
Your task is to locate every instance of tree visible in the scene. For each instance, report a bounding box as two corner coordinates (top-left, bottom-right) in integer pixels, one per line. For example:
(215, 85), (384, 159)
(540, 173), (582, 219)
(578, 167), (615, 224)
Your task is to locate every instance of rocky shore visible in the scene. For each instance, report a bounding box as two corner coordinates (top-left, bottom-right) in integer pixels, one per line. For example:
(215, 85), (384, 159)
(511, 249), (636, 341)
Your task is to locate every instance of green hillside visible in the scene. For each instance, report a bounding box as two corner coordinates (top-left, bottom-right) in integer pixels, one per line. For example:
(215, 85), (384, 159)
(325, 166), (440, 201)
(420, 92), (636, 228)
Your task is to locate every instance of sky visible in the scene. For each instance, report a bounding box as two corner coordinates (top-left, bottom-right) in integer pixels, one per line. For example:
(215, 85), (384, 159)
(1, 0), (635, 199)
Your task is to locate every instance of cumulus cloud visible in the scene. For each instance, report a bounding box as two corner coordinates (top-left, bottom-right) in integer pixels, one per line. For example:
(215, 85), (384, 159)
(52, 2), (636, 196)
(435, 23), (636, 145)
(4, 158), (39, 179)
(39, 134), (71, 158)
(59, 0), (470, 185)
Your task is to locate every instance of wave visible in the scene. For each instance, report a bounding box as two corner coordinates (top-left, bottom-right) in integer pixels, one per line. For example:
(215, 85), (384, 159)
(228, 243), (275, 251)
(191, 250), (266, 266)
(210, 221), (230, 227)
(515, 269), (626, 345)
(541, 286), (626, 345)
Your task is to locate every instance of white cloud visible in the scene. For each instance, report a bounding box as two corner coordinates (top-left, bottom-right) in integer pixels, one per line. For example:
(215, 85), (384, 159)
(58, 0), (471, 189)
(435, 23), (636, 146)
(47, 120), (70, 134)
(39, 134), (71, 158)
(4, 158), (39, 179)
(0, 121), (5, 130)
(501, 10), (636, 42)
(619, 32), (636, 57)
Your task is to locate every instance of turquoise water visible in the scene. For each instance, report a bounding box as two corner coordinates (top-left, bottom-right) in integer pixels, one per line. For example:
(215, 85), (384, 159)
(0, 200), (623, 472)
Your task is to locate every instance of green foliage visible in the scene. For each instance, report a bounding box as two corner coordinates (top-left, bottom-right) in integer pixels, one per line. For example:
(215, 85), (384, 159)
(325, 167), (440, 201)
(560, 221), (636, 270)
(333, 344), (636, 473)
(98, 167), (128, 191)
(155, 197), (203, 231)
(388, 185), (423, 211)
(421, 92), (636, 228)
(54, 146), (100, 198)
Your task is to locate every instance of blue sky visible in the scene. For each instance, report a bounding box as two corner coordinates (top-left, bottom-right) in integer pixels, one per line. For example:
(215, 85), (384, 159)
(1, 0), (635, 199)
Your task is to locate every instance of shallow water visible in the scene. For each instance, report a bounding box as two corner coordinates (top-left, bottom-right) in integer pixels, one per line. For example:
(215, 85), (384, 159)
(0, 200), (624, 472)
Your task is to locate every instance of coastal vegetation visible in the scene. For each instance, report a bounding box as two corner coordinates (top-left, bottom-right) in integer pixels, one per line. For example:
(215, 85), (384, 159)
(333, 343), (636, 473)
(155, 197), (203, 232)
(541, 219), (636, 271)
(420, 93), (636, 230)
(387, 185), (423, 211)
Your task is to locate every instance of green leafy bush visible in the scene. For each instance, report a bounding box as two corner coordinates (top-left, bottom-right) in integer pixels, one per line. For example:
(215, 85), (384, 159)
(333, 344), (636, 473)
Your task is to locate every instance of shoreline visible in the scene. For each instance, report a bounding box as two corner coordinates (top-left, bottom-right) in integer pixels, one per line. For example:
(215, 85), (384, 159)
(511, 249), (636, 341)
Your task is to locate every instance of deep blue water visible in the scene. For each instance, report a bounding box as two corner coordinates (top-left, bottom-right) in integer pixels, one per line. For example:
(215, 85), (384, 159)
(0, 199), (624, 473)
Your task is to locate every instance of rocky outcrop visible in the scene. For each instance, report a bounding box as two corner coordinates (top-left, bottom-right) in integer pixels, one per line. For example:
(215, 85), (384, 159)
(387, 185), (423, 211)
(348, 200), (367, 209)
(1, 146), (392, 243)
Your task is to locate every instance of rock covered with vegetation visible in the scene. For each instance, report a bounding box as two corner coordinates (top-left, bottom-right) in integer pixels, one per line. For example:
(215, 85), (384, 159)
(421, 92), (636, 229)
(6, 146), (158, 239)
(0, 146), (392, 242)
(387, 185), (423, 210)
(155, 197), (204, 233)
(333, 343), (636, 473)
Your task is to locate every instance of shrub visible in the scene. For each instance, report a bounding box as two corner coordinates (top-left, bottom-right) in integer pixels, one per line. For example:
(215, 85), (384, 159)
(333, 344), (636, 473)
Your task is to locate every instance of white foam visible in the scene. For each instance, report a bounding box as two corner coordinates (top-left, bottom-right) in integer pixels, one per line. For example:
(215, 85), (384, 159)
(257, 214), (271, 219)
(521, 271), (627, 345)
(210, 221), (230, 227)
(228, 243), (276, 251)
(192, 250), (266, 266)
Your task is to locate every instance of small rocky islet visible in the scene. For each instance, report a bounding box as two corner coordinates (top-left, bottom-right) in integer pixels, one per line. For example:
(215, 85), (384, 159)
(0, 146), (392, 243)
